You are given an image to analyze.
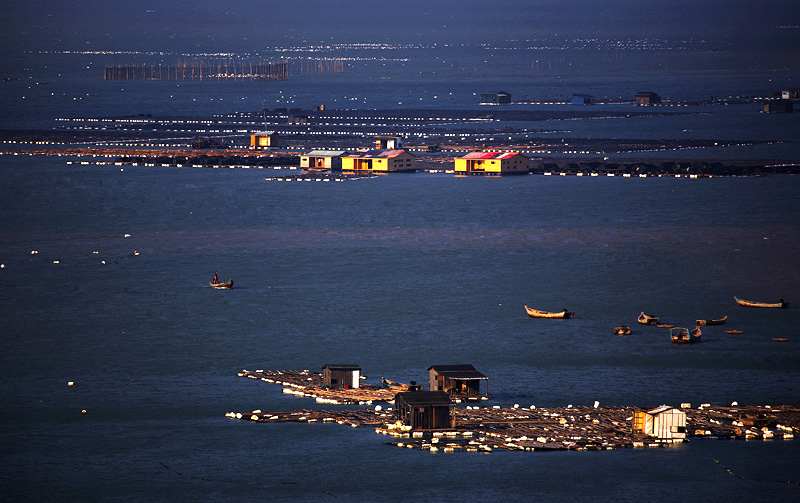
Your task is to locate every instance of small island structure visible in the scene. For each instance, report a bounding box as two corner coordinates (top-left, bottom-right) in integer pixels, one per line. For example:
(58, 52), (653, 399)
(250, 131), (279, 149)
(300, 150), (349, 170)
(394, 391), (455, 430)
(428, 364), (489, 400)
(454, 152), (529, 175)
(341, 149), (416, 172)
(632, 406), (687, 440)
(322, 364), (362, 389)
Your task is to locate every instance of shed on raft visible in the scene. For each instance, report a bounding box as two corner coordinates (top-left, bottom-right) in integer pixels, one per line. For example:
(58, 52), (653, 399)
(300, 150), (349, 170)
(427, 364), (488, 399)
(632, 405), (687, 440)
(480, 91), (511, 105)
(394, 391), (455, 430)
(321, 364), (361, 389)
(341, 149), (415, 172)
(454, 151), (529, 175)
(373, 135), (403, 150)
(250, 131), (279, 149)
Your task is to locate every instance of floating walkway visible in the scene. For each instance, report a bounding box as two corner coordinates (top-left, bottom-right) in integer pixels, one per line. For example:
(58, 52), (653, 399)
(239, 369), (405, 404)
(227, 403), (799, 452)
(235, 369), (799, 452)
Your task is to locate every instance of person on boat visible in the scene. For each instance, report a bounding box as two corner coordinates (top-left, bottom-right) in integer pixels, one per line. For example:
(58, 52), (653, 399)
(213, 271), (218, 284)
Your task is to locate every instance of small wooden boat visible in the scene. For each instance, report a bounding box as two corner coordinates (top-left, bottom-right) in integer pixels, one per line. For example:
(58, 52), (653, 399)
(525, 305), (574, 319)
(614, 326), (631, 335)
(210, 279), (234, 289)
(734, 296), (789, 309)
(696, 315), (727, 325)
(638, 312), (660, 325)
(724, 329), (743, 334)
(771, 338), (789, 342)
(671, 326), (701, 344)
(657, 324), (674, 328)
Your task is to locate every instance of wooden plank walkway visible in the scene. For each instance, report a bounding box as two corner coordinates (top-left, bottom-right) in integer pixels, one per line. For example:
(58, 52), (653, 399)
(230, 369), (800, 452)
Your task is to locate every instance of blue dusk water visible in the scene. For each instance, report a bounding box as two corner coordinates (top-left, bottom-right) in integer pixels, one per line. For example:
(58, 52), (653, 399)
(2, 157), (800, 502)
(2, 49), (800, 501)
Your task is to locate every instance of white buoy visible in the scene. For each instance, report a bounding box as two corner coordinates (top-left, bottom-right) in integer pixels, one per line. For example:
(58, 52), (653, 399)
(375, 405), (382, 411)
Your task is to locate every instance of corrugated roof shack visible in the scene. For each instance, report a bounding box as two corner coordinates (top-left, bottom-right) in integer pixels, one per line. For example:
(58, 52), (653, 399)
(250, 131), (279, 149)
(480, 91), (511, 105)
(322, 364), (361, 389)
(341, 149), (415, 172)
(373, 135), (403, 150)
(454, 152), (529, 175)
(632, 406), (687, 440)
(394, 391), (455, 430)
(635, 92), (661, 105)
(427, 364), (488, 399)
(300, 150), (349, 170)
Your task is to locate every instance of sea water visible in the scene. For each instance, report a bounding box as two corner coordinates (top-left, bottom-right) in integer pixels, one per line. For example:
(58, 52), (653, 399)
(2, 156), (799, 501)
(2, 50), (800, 501)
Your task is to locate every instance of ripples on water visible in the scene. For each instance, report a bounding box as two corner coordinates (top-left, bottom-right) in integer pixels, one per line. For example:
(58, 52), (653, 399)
(2, 153), (799, 501)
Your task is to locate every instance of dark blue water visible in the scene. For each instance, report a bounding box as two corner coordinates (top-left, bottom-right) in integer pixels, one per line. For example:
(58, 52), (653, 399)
(2, 48), (800, 501)
(2, 154), (799, 501)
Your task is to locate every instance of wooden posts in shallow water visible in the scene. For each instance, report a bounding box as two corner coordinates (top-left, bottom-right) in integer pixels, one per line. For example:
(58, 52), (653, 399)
(103, 60), (288, 81)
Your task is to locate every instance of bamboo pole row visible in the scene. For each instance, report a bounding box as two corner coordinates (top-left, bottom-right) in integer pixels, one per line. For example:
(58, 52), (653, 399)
(104, 60), (288, 81)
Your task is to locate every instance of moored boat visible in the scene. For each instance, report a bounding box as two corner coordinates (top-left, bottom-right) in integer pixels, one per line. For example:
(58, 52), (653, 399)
(671, 326), (701, 344)
(638, 312), (660, 325)
(210, 279), (234, 289)
(724, 329), (743, 334)
(525, 305), (574, 319)
(734, 296), (789, 309)
(696, 315), (727, 325)
(614, 326), (631, 335)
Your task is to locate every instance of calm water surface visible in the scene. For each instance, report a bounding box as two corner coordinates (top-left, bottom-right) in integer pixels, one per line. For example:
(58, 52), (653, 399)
(1, 156), (799, 501)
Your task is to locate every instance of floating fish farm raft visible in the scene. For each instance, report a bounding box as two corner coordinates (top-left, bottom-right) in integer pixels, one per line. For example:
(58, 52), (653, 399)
(233, 370), (799, 453)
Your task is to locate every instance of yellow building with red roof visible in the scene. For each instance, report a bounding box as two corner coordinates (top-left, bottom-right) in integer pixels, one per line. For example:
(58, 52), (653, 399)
(341, 149), (415, 172)
(454, 152), (529, 175)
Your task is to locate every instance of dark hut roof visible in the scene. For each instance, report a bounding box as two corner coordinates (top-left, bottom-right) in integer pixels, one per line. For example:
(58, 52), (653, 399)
(395, 391), (454, 406)
(427, 364), (488, 380)
(321, 364), (361, 371)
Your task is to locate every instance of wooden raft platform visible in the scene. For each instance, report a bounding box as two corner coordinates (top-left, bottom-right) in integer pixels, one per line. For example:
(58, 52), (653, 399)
(227, 403), (800, 453)
(238, 369), (408, 404)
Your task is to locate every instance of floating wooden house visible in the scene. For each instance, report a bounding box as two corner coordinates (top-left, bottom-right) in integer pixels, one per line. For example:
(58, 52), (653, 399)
(300, 150), (349, 170)
(341, 149), (415, 172)
(571, 94), (592, 105)
(781, 89), (799, 100)
(427, 364), (488, 399)
(763, 100), (794, 114)
(250, 131), (279, 149)
(373, 135), (403, 150)
(635, 92), (661, 105)
(454, 152), (529, 175)
(481, 91), (512, 105)
(321, 364), (361, 389)
(394, 391), (455, 430)
(632, 405), (687, 440)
